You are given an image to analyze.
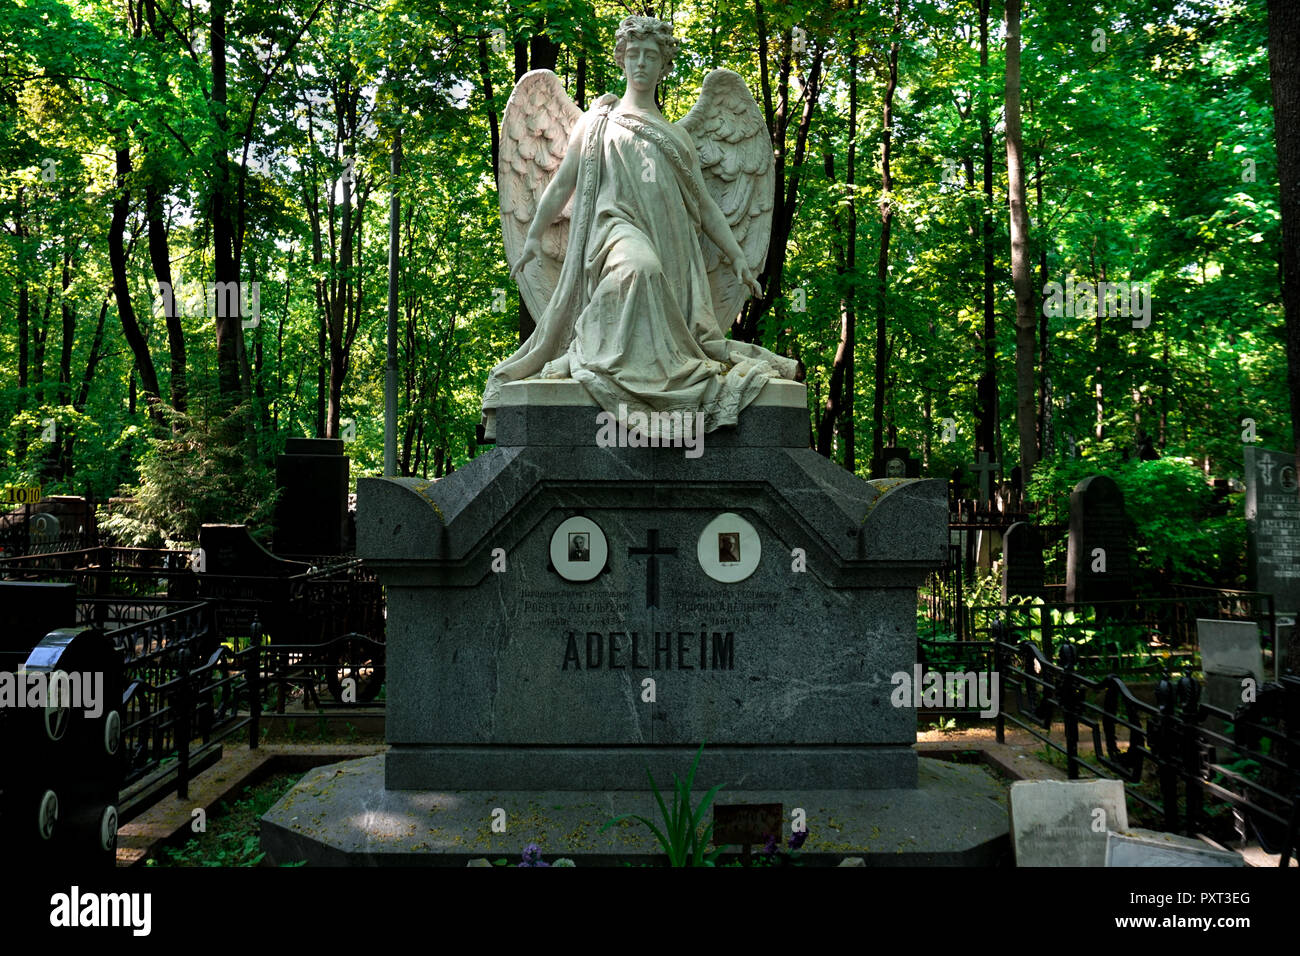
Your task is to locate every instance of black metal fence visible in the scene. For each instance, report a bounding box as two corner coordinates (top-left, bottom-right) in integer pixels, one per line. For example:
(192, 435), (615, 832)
(921, 590), (1275, 679)
(0, 544), (386, 854)
(113, 600), (386, 806)
(989, 627), (1299, 866)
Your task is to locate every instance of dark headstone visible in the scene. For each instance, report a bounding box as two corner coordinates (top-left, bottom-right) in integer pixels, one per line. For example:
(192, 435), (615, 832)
(1244, 445), (1300, 617)
(871, 447), (920, 480)
(1065, 476), (1133, 605)
(0, 581), (77, 653)
(198, 524), (309, 577)
(274, 437), (350, 556)
(1001, 522), (1046, 601)
(17, 626), (125, 867)
(197, 525), (310, 646)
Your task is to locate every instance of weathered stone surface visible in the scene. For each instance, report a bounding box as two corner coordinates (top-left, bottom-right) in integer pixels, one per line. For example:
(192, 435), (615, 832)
(1105, 829), (1244, 867)
(358, 382), (946, 791)
(1197, 619), (1265, 683)
(260, 754), (1010, 866)
(1009, 779), (1129, 867)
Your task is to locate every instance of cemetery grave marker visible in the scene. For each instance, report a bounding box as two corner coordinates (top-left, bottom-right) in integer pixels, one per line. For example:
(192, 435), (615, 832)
(1104, 830), (1244, 867)
(1009, 778), (1128, 866)
(1001, 522), (1046, 602)
(1244, 447), (1300, 659)
(274, 437), (350, 556)
(1065, 476), (1133, 606)
(1197, 618), (1268, 723)
(871, 446), (921, 480)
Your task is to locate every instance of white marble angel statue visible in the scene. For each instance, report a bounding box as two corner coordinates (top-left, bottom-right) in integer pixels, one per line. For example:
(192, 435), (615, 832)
(479, 15), (802, 441)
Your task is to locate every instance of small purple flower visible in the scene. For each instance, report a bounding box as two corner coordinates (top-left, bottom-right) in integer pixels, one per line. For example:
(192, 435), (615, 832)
(760, 834), (778, 857)
(520, 843), (544, 866)
(788, 828), (808, 851)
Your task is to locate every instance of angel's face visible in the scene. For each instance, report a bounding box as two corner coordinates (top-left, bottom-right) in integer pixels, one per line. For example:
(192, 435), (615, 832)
(622, 38), (665, 93)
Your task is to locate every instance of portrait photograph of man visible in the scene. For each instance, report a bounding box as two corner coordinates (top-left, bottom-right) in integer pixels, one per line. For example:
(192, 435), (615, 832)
(568, 533), (590, 562)
(718, 532), (741, 564)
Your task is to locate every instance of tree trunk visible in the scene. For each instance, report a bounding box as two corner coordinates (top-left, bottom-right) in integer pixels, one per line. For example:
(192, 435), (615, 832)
(816, 26), (857, 467)
(145, 180), (186, 413)
(1035, 146), (1051, 459)
(1004, 0), (1038, 478)
(34, 281), (51, 402)
(736, 15), (826, 344)
(109, 144), (163, 416)
(58, 250), (74, 408)
(975, 0), (998, 456)
(316, 315), (327, 438)
(16, 277), (29, 459)
(75, 297), (110, 411)
(872, 3), (901, 467)
(327, 133), (354, 440)
(210, 0), (244, 401)
(478, 34), (501, 185)
(386, 127), (401, 476)
(1267, 0), (1300, 498)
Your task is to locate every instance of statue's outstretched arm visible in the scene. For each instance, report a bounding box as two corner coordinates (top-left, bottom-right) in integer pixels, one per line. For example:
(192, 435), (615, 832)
(511, 118), (586, 282)
(698, 190), (761, 297)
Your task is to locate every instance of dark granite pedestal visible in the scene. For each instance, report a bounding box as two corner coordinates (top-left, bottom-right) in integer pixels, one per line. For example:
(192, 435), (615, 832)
(356, 379), (947, 792)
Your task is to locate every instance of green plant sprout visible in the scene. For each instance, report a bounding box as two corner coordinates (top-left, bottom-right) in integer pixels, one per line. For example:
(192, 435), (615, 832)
(601, 742), (728, 867)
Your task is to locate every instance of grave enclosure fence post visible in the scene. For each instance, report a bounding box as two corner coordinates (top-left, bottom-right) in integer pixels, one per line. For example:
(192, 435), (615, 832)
(1060, 643), (1080, 780)
(176, 660), (192, 800)
(248, 643), (261, 751)
(1153, 677), (1180, 833)
(993, 620), (1006, 744)
(248, 615), (263, 750)
(1281, 786), (1299, 868)
(1178, 676), (1205, 834)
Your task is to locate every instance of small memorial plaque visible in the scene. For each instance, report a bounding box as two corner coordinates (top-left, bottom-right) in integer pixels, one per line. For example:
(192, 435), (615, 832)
(714, 802), (783, 861)
(697, 512), (760, 583)
(549, 515), (608, 582)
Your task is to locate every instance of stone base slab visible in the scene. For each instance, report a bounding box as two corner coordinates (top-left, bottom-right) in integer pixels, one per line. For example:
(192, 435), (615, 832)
(260, 754), (1010, 867)
(385, 745), (917, 791)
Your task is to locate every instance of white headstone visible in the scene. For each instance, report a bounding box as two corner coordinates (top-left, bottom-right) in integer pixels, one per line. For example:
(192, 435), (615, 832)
(1105, 830), (1244, 867)
(1197, 619), (1264, 683)
(1009, 779), (1129, 867)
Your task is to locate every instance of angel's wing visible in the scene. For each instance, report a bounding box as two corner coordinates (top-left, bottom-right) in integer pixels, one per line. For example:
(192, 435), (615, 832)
(678, 69), (775, 331)
(498, 70), (582, 320)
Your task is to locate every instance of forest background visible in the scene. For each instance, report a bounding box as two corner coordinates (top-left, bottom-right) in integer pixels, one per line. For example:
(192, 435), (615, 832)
(0, 0), (1294, 592)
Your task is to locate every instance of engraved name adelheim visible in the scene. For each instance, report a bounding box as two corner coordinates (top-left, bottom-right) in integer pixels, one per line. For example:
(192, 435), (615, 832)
(563, 630), (735, 670)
